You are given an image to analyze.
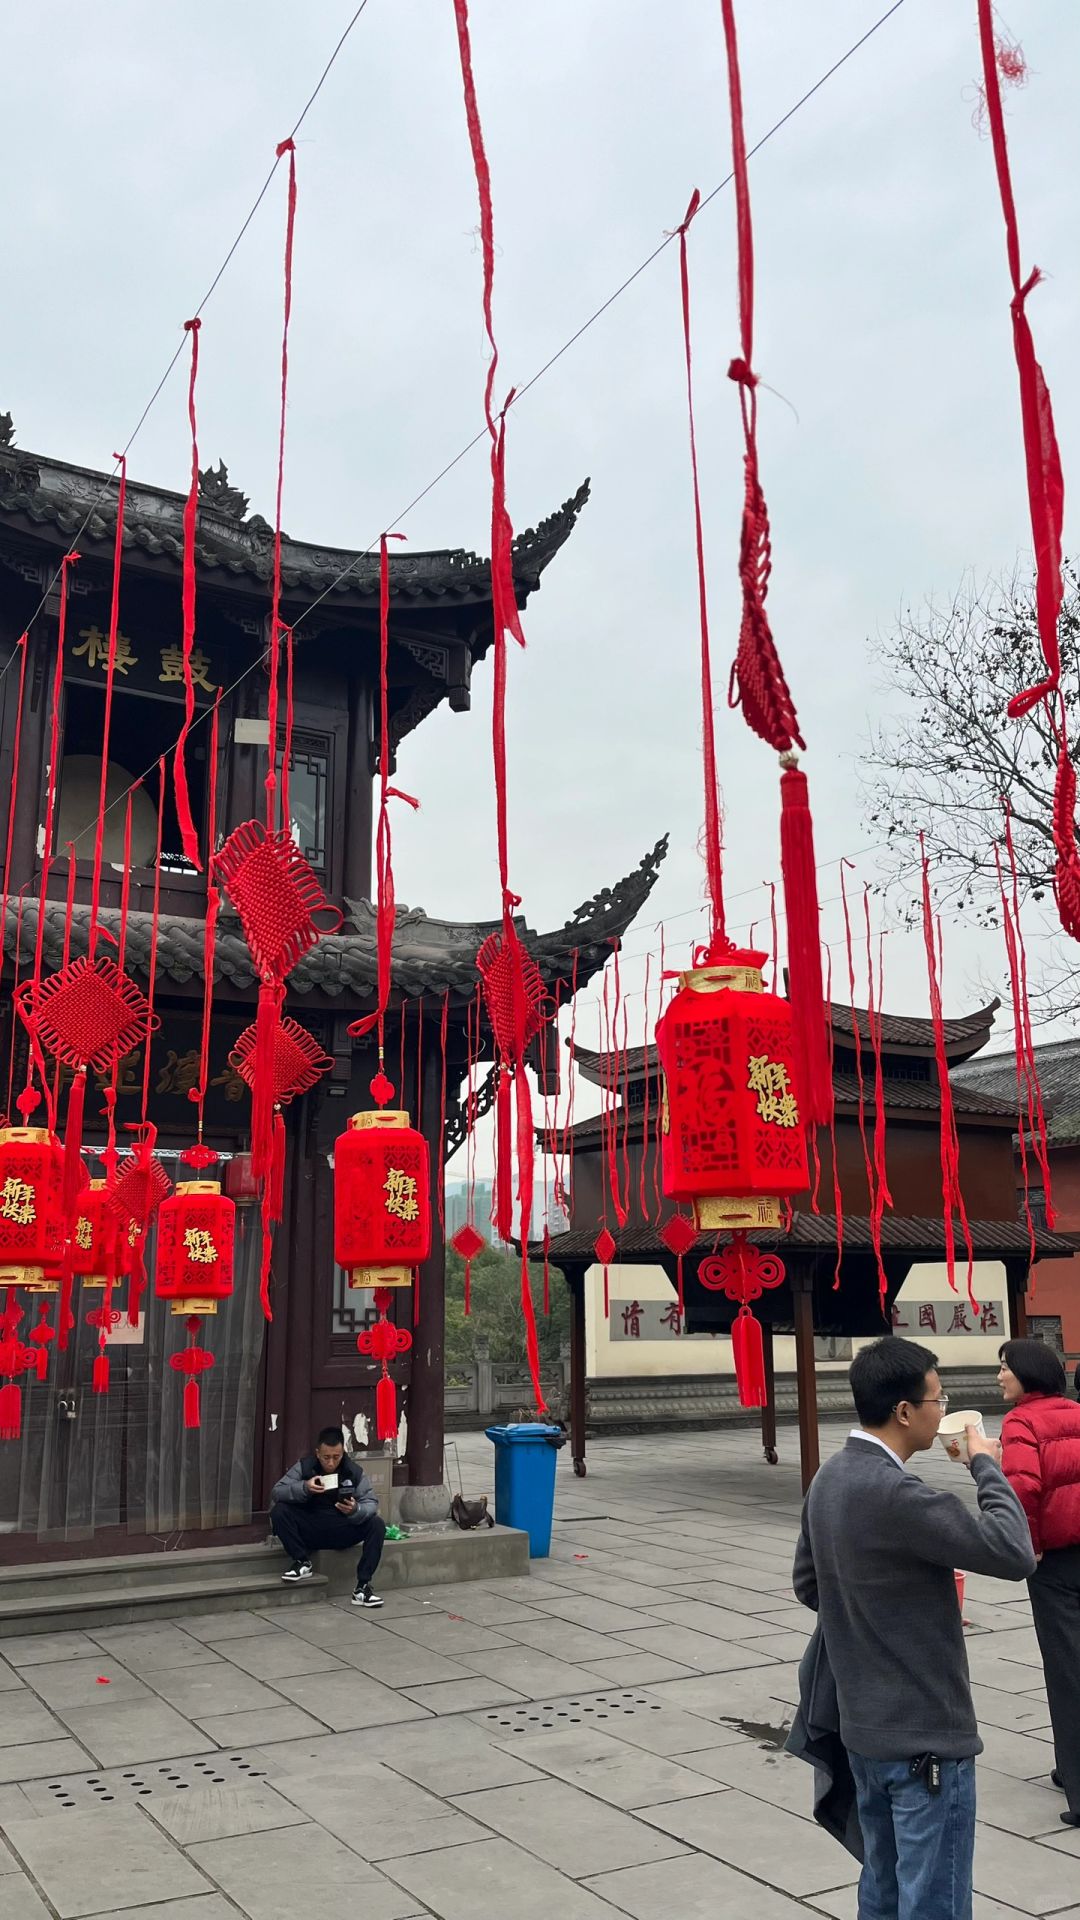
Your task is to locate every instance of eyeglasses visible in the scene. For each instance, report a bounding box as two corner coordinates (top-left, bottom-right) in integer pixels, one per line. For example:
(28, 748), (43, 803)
(894, 1393), (949, 1413)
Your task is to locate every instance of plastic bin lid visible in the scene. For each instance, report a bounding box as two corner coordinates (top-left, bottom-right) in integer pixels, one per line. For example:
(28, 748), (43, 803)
(484, 1422), (563, 1440)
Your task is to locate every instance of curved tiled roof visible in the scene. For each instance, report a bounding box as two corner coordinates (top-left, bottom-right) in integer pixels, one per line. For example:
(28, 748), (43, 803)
(4, 837), (668, 1007)
(535, 1216), (1078, 1264)
(0, 440), (590, 611)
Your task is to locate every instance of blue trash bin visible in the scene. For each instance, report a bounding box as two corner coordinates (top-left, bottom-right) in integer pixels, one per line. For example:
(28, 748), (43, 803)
(485, 1422), (565, 1557)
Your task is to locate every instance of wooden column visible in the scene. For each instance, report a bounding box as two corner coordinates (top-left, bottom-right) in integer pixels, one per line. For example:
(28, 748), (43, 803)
(405, 1025), (448, 1488)
(1006, 1258), (1030, 1338)
(792, 1263), (820, 1492)
(568, 1267), (588, 1477)
(760, 1321), (778, 1465)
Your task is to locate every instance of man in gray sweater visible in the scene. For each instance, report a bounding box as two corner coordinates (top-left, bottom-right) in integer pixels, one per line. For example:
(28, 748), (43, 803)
(794, 1336), (1035, 1919)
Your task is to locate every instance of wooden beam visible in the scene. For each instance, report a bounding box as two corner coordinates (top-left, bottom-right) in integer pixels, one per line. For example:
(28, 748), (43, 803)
(760, 1321), (778, 1465)
(568, 1268), (588, 1477)
(1006, 1257), (1030, 1339)
(792, 1264), (820, 1492)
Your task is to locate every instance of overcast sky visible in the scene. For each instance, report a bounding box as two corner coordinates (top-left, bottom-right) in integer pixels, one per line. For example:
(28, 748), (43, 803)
(6, 0), (1080, 1069)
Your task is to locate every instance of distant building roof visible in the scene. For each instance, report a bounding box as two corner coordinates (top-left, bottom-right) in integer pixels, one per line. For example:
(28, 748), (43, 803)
(953, 1037), (1080, 1147)
(534, 1215), (1078, 1265)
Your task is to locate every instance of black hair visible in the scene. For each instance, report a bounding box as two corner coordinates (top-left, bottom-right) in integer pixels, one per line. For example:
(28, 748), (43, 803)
(999, 1339), (1066, 1397)
(1075, 1361), (1080, 1401)
(316, 1426), (345, 1449)
(849, 1337), (939, 1429)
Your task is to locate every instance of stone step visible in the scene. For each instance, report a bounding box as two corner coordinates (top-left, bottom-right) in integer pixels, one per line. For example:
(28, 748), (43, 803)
(0, 1541), (282, 1603)
(0, 1570), (329, 1637)
(0, 1524), (531, 1636)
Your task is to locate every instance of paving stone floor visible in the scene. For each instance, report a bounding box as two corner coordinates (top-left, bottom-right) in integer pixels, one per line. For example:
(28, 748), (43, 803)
(1, 1419), (1077, 1919)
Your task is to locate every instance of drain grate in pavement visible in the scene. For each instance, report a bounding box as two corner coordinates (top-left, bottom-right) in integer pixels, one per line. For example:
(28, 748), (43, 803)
(480, 1690), (664, 1735)
(39, 1752), (267, 1811)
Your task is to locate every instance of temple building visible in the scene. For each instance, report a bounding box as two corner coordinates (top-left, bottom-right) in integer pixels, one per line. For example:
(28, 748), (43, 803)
(545, 995), (1078, 1485)
(0, 419), (664, 1555)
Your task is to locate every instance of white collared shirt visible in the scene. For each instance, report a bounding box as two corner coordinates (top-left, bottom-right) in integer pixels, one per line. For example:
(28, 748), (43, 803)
(849, 1427), (906, 1471)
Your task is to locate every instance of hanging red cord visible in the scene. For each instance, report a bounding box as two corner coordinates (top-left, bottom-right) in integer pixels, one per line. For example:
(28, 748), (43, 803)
(31, 552), (79, 1004)
(267, 138), (298, 836)
(919, 838), (976, 1307)
(717, 0), (829, 1125)
(863, 890), (892, 1307)
(1000, 802), (1055, 1226)
(825, 946), (845, 1290)
(0, 633), (28, 954)
(674, 190), (724, 944)
(140, 762), (166, 1123)
(348, 539), (416, 1086)
(839, 862), (875, 1233)
(437, 990), (449, 1236)
(6, 890), (26, 1119)
(639, 953), (652, 1224)
(89, 456), (129, 958)
(174, 321), (202, 871)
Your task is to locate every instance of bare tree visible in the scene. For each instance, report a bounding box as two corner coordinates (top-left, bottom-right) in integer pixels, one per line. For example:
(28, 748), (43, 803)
(863, 562), (1080, 1016)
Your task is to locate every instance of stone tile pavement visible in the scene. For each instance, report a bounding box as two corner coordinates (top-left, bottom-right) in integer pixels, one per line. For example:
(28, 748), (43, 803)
(1, 1420), (1077, 1919)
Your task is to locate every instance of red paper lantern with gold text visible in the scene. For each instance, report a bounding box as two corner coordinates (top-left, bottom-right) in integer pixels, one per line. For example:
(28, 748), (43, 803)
(655, 944), (809, 1231)
(334, 1111), (431, 1290)
(72, 1180), (138, 1290)
(155, 1150), (236, 1317)
(0, 1125), (65, 1293)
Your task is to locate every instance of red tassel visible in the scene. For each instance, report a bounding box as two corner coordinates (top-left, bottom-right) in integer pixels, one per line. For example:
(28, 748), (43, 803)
(258, 1192), (274, 1323)
(519, 1249), (547, 1413)
(0, 1381), (22, 1441)
(92, 1349), (109, 1395)
(174, 319), (203, 870)
(269, 1110), (286, 1225)
(731, 1305), (767, 1408)
(250, 981), (282, 1180)
(183, 1378), (201, 1429)
(375, 1372), (397, 1443)
(779, 761), (831, 1127)
(62, 1068), (88, 1221)
(495, 1067), (513, 1242)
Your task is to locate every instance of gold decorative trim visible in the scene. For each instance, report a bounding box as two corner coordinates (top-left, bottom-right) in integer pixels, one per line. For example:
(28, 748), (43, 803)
(694, 1194), (782, 1230)
(169, 1299), (219, 1315)
(351, 1110), (410, 1132)
(680, 964), (763, 994)
(348, 1265), (411, 1290)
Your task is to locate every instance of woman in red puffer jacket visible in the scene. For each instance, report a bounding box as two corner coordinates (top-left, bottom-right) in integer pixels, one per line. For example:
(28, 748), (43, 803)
(999, 1338), (1080, 1829)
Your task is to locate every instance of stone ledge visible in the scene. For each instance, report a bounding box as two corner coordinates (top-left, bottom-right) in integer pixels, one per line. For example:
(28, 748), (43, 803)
(313, 1522), (529, 1596)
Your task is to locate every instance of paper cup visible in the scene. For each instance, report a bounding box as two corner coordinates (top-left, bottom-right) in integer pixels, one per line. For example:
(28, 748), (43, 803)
(938, 1410), (986, 1460)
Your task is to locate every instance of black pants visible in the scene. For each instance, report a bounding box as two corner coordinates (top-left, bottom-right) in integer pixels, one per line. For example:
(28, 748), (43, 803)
(270, 1503), (386, 1586)
(1030, 1546), (1080, 1813)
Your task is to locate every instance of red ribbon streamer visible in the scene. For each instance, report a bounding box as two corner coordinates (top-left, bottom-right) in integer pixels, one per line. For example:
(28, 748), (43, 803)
(267, 138), (297, 834)
(89, 457), (129, 958)
(920, 840), (976, 1307)
(32, 552), (80, 1003)
(174, 320), (202, 870)
(0, 633), (28, 962)
(675, 191), (725, 943)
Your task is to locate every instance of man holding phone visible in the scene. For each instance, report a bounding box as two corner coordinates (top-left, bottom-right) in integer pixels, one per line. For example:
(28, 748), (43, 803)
(270, 1427), (386, 1607)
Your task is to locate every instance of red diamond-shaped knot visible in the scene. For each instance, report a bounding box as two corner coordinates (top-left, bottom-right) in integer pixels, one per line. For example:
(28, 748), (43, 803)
(451, 1224), (486, 1263)
(659, 1214), (698, 1258)
(594, 1228), (617, 1268)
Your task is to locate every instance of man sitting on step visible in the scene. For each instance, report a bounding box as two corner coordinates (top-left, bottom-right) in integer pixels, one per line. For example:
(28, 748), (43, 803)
(271, 1427), (386, 1608)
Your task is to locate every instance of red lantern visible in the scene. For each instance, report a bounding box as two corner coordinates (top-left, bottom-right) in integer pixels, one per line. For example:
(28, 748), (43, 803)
(655, 945), (809, 1230)
(0, 1291), (34, 1441)
(155, 1172), (236, 1316)
(72, 1180), (127, 1290)
(0, 1126), (66, 1293)
(334, 1110), (431, 1290)
(223, 1154), (260, 1205)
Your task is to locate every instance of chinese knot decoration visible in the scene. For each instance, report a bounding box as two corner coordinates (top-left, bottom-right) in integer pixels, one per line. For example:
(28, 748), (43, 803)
(357, 1286), (412, 1442)
(334, 1110), (431, 1291)
(0, 1120), (65, 1294)
(155, 1146), (236, 1319)
(0, 1290), (35, 1441)
(214, 819), (341, 1319)
(169, 1314), (216, 1430)
(699, 1237), (786, 1407)
(655, 943), (808, 1232)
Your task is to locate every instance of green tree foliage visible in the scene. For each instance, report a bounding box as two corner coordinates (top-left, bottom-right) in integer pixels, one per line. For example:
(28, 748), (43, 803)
(444, 1241), (571, 1370)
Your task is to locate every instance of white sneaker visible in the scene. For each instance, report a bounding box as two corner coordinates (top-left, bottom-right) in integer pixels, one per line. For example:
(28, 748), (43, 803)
(282, 1560), (314, 1582)
(351, 1584), (383, 1608)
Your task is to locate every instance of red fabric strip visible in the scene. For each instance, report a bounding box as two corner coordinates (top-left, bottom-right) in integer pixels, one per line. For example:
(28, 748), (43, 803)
(267, 139), (298, 833)
(976, 5), (1064, 720)
(140, 761), (166, 1121)
(197, 698), (222, 1117)
(6, 891), (25, 1118)
(89, 456), (129, 958)
(920, 841), (976, 1305)
(437, 990), (449, 1235)
(1002, 805), (1055, 1223)
(675, 191), (725, 943)
(33, 552), (80, 997)
(839, 863), (874, 1228)
(0, 633), (28, 954)
(863, 889), (892, 1307)
(174, 321), (202, 870)
(826, 947), (845, 1290)
(348, 536), (413, 1053)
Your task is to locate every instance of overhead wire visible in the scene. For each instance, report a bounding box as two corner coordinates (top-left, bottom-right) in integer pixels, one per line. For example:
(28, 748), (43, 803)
(35, 0), (909, 860)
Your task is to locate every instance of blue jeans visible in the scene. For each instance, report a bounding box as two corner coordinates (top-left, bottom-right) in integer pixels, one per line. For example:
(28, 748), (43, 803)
(850, 1754), (976, 1920)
